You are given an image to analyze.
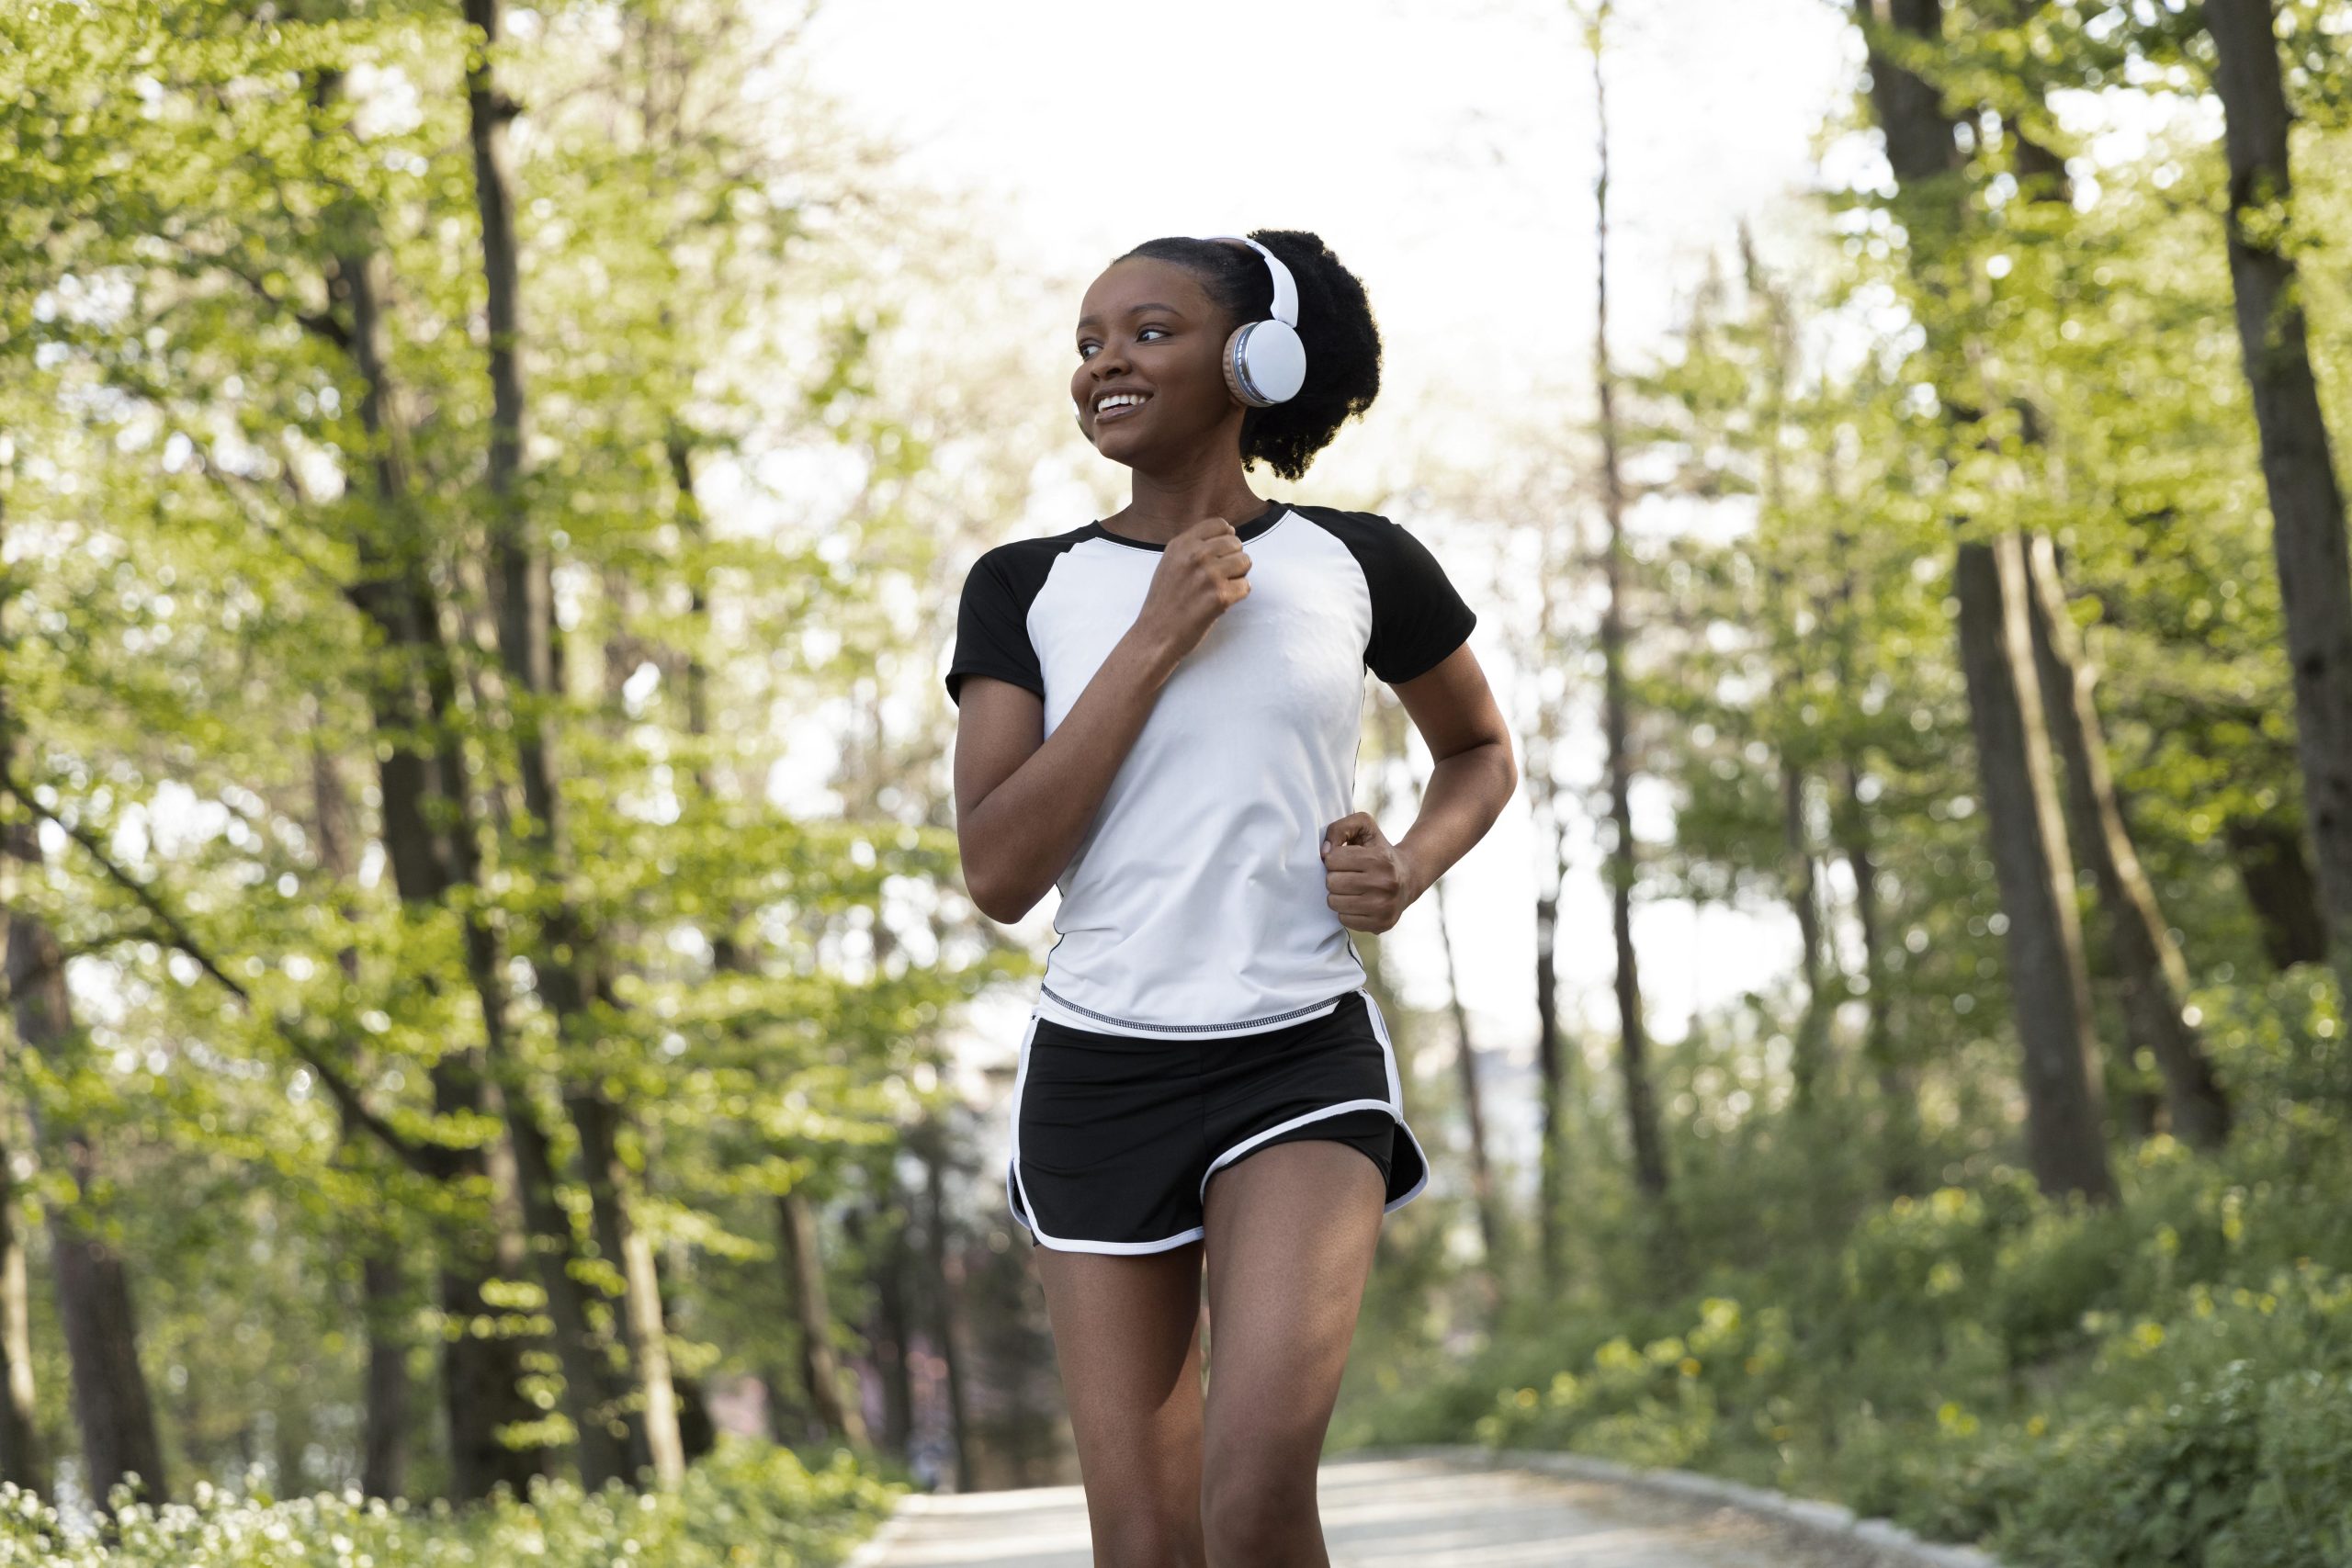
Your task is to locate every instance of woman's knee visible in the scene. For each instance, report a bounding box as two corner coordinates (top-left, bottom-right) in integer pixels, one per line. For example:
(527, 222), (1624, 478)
(1092, 1496), (1206, 1568)
(1200, 1457), (1317, 1562)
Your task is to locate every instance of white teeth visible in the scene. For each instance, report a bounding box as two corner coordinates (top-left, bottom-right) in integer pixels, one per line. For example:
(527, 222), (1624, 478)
(1098, 394), (1146, 412)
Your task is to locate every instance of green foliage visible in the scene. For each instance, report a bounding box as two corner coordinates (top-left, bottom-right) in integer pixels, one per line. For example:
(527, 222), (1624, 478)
(0, 0), (1029, 1509)
(0, 1437), (902, 1567)
(1350, 988), (2352, 1566)
(1341, 16), (2352, 1556)
(1961, 1265), (2352, 1567)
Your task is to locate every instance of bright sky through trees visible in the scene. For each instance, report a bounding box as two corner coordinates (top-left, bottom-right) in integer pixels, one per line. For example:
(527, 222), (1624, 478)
(791, 0), (1853, 1059)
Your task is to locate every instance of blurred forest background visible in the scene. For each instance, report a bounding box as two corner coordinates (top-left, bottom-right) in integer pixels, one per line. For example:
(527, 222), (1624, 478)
(5, 0), (2352, 1563)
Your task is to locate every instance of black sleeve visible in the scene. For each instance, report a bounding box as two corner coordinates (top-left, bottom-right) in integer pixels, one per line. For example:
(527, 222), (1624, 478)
(1362, 516), (1477, 684)
(944, 548), (1045, 706)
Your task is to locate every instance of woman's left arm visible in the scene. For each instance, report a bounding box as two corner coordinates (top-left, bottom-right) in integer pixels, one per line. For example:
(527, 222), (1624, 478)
(1322, 643), (1518, 931)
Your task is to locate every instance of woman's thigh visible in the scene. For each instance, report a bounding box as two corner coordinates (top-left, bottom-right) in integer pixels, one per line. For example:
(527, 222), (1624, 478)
(1031, 1237), (1210, 1560)
(1197, 1138), (1385, 1534)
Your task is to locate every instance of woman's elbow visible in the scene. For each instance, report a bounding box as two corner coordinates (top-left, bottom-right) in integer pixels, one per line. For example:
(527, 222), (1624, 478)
(959, 861), (1032, 926)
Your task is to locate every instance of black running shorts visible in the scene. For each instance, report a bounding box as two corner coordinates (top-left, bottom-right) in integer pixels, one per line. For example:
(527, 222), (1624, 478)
(1005, 986), (1430, 1254)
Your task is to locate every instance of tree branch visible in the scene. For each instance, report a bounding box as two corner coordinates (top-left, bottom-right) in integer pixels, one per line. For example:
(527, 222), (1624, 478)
(0, 760), (444, 1176)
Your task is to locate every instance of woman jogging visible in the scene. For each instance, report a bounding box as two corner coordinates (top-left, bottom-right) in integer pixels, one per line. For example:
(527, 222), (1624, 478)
(944, 229), (1516, 1566)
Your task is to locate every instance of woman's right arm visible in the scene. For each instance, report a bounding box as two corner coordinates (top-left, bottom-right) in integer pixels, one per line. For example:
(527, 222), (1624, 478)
(951, 516), (1250, 923)
(952, 627), (1178, 923)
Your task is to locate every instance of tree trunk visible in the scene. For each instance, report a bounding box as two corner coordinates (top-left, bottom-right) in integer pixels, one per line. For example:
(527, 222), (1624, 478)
(0, 516), (165, 1514)
(356, 1253), (412, 1502)
(647, 1166), (717, 1466)
(314, 69), (551, 1498)
(309, 735), (416, 1499)
(1521, 675), (1572, 1293)
(0, 1132), (43, 1495)
(1996, 87), (2229, 1152)
(639, 454), (723, 1474)
(490, 1079), (635, 1484)
(1952, 536), (2115, 1201)
(1589, 6), (1672, 1219)
(1431, 877), (1503, 1282)
(914, 1118), (973, 1492)
(2226, 816), (2329, 970)
(575, 594), (695, 1491)
(1740, 225), (1834, 1112)
(775, 1190), (872, 1450)
(1826, 444), (1920, 1191)
(843, 1193), (916, 1457)
(2022, 536), (2232, 1147)
(459, 0), (651, 1487)
(1532, 881), (1566, 1287)
(434, 1078), (548, 1503)
(616, 1224), (682, 1483)
(1838, 757), (1921, 1193)
(1780, 757), (1831, 1109)
(6, 838), (167, 1513)
(347, 414), (546, 1502)
(1858, 0), (2115, 1202)
(2203, 0), (2352, 1009)
(566, 1070), (683, 1486)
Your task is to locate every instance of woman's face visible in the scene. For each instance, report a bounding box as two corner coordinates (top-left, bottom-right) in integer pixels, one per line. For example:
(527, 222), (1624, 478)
(1071, 256), (1238, 467)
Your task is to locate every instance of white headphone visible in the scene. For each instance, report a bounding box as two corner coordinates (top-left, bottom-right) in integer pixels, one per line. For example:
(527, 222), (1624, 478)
(1199, 233), (1307, 407)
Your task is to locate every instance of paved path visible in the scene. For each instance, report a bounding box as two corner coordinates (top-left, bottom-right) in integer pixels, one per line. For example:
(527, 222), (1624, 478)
(850, 1450), (1883, 1567)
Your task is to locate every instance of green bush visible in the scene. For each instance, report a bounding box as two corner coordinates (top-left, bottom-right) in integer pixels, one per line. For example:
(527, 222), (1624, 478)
(0, 1436), (904, 1567)
(2222, 1367), (2352, 1568)
(1973, 1264), (2352, 1568)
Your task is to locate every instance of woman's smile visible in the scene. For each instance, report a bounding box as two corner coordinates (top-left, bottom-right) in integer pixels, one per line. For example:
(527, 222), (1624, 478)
(1095, 391), (1150, 423)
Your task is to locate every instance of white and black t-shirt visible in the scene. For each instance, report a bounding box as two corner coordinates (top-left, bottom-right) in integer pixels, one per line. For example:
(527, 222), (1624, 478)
(945, 499), (1478, 1040)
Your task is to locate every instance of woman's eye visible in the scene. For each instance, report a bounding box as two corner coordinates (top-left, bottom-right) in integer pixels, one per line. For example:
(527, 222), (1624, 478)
(1076, 326), (1170, 359)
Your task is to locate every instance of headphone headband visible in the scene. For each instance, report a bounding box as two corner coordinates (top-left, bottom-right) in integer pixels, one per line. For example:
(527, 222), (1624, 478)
(1186, 231), (1308, 407)
(1202, 233), (1299, 328)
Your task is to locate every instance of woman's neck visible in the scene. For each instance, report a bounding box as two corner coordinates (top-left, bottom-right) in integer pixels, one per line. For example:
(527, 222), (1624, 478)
(1106, 464), (1264, 547)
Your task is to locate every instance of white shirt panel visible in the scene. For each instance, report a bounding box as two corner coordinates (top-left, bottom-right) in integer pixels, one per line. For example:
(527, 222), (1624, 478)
(1029, 510), (1370, 1038)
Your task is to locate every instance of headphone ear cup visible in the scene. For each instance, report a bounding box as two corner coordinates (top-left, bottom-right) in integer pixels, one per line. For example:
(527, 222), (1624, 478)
(1243, 319), (1307, 404)
(1221, 323), (1258, 407)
